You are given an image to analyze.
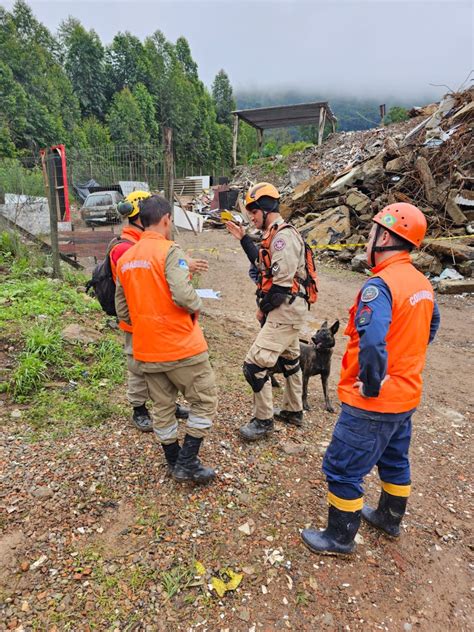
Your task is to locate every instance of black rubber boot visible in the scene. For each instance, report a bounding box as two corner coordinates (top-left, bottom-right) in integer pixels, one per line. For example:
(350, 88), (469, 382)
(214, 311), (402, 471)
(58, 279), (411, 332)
(274, 408), (303, 427)
(362, 489), (408, 538)
(172, 434), (215, 484)
(161, 441), (180, 470)
(175, 403), (189, 420)
(239, 417), (274, 441)
(301, 506), (361, 556)
(132, 404), (153, 432)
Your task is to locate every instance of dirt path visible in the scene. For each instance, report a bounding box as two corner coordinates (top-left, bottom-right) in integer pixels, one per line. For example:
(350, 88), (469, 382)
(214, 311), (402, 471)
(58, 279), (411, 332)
(0, 229), (472, 631)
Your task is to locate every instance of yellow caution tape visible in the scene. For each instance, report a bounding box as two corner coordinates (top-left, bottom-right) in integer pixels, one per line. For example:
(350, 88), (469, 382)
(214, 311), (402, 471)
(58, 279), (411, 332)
(186, 234), (471, 256)
(310, 234), (472, 252)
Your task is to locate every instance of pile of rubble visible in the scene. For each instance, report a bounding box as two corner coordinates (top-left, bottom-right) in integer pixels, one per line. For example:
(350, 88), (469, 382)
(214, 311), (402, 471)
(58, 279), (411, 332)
(235, 89), (474, 291)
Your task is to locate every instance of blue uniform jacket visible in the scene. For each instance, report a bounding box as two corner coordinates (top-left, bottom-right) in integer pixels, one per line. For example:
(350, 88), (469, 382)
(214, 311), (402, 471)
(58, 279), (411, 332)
(356, 277), (441, 397)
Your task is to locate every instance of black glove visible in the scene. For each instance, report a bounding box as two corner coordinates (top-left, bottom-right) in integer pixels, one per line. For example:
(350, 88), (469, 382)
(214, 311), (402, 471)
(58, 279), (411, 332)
(259, 284), (291, 314)
(240, 234), (259, 266)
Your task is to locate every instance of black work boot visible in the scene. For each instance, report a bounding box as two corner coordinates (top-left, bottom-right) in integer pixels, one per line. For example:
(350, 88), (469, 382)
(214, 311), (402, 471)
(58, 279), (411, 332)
(301, 506), (361, 556)
(274, 408), (303, 427)
(175, 403), (189, 420)
(172, 434), (216, 484)
(362, 489), (408, 538)
(161, 441), (180, 471)
(132, 404), (153, 432)
(239, 417), (274, 441)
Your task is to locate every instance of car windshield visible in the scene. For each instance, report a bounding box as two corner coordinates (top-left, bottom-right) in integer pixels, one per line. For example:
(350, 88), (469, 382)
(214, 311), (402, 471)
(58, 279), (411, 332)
(85, 194), (113, 208)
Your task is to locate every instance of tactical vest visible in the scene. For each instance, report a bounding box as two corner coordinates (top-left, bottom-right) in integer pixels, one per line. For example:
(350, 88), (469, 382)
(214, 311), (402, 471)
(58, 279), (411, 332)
(257, 222), (318, 304)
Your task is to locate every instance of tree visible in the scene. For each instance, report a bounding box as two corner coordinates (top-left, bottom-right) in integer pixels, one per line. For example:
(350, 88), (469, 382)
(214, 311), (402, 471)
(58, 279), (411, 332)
(175, 36), (198, 80)
(105, 32), (148, 95)
(107, 88), (149, 145)
(82, 117), (111, 147)
(59, 17), (106, 119)
(132, 83), (159, 142)
(385, 106), (409, 125)
(212, 69), (235, 126)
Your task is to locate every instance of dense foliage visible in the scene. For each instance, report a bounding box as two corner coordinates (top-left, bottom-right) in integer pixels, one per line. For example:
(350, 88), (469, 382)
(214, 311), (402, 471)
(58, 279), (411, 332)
(0, 1), (254, 176)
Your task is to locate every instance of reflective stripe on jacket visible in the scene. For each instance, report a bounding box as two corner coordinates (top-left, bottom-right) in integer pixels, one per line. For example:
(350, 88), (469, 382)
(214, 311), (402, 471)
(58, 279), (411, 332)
(338, 252), (435, 413)
(116, 232), (207, 362)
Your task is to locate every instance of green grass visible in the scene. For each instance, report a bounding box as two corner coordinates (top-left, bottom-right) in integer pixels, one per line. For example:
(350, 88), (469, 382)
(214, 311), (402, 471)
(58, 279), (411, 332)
(1, 228), (127, 439)
(10, 353), (47, 399)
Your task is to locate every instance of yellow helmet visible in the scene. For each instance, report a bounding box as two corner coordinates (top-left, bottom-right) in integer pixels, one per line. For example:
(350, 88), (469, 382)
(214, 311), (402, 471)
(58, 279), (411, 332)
(117, 190), (151, 219)
(245, 182), (280, 210)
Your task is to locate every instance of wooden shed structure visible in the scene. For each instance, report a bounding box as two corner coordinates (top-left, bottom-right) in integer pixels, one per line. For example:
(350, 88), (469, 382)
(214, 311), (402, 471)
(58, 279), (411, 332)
(231, 101), (337, 166)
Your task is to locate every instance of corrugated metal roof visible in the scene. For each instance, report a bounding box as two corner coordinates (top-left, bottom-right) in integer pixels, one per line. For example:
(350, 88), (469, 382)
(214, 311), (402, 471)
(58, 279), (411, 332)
(233, 102), (337, 130)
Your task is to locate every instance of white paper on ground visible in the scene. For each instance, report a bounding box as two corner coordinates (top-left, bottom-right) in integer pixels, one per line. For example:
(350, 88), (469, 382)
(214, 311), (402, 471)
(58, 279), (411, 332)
(196, 289), (221, 300)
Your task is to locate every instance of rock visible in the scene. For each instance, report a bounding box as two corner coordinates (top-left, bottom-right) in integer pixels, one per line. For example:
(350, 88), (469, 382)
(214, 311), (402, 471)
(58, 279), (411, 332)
(302, 206), (351, 246)
(457, 260), (474, 277)
(321, 613), (334, 626)
(30, 555), (48, 570)
(410, 251), (442, 275)
(291, 173), (334, 205)
(424, 239), (474, 263)
(403, 624), (413, 632)
(31, 486), (54, 499)
(289, 168), (312, 188)
(445, 192), (468, 225)
(345, 190), (371, 213)
(351, 252), (369, 272)
(359, 153), (386, 185)
(238, 608), (250, 622)
(10, 409), (22, 419)
(61, 324), (100, 345)
(337, 250), (353, 263)
(383, 137), (400, 158)
(238, 519), (256, 536)
(385, 155), (411, 172)
(437, 279), (474, 294)
(20, 561), (29, 572)
(279, 441), (306, 455)
(415, 156), (438, 205)
(329, 166), (362, 193)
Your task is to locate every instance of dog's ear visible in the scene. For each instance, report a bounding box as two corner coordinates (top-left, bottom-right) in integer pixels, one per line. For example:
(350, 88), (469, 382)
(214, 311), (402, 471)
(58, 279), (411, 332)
(321, 320), (328, 329)
(330, 320), (340, 335)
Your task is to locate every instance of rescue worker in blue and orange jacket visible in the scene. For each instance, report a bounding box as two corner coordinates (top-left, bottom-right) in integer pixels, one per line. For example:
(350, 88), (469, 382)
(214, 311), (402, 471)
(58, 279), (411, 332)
(302, 203), (441, 556)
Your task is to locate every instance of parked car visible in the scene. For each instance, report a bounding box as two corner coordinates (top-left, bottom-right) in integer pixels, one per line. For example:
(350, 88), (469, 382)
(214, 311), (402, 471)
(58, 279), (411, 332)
(80, 191), (124, 226)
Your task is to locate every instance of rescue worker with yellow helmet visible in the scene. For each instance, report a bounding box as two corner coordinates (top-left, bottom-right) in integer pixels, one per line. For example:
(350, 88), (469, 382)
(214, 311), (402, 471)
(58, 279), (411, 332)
(302, 203), (441, 556)
(239, 182), (309, 441)
(112, 191), (190, 432)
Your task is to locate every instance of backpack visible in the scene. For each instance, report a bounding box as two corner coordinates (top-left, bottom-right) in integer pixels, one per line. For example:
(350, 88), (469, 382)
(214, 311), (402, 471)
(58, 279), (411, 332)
(85, 238), (132, 316)
(259, 223), (319, 307)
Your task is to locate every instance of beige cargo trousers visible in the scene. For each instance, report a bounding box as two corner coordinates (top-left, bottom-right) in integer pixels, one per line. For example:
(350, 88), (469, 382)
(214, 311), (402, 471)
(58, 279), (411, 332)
(124, 332), (149, 407)
(245, 320), (303, 420)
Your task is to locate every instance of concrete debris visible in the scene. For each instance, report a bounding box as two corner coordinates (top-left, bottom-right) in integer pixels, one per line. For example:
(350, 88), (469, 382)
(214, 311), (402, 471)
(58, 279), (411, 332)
(437, 279), (474, 294)
(232, 88), (474, 283)
(301, 206), (351, 247)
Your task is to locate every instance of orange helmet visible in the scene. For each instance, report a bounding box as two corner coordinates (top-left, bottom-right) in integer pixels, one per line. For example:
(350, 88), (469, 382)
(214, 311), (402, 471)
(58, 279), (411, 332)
(373, 203), (427, 247)
(245, 182), (280, 210)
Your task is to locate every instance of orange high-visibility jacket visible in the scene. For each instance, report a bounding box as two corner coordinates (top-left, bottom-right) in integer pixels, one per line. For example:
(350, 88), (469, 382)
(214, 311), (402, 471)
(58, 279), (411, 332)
(338, 252), (435, 413)
(116, 232), (207, 363)
(110, 225), (143, 333)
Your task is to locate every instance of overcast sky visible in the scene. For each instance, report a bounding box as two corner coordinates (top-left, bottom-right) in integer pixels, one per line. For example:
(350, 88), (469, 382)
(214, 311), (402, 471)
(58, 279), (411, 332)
(4, 0), (473, 101)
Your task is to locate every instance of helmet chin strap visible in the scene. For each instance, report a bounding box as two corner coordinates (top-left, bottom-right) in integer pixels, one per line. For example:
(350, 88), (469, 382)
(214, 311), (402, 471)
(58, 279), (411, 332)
(370, 224), (410, 268)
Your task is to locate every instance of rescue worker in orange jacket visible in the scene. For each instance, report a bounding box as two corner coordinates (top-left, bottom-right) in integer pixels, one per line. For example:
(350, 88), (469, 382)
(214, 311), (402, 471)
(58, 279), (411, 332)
(302, 203), (441, 556)
(238, 182), (309, 441)
(112, 191), (207, 433)
(115, 195), (217, 483)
